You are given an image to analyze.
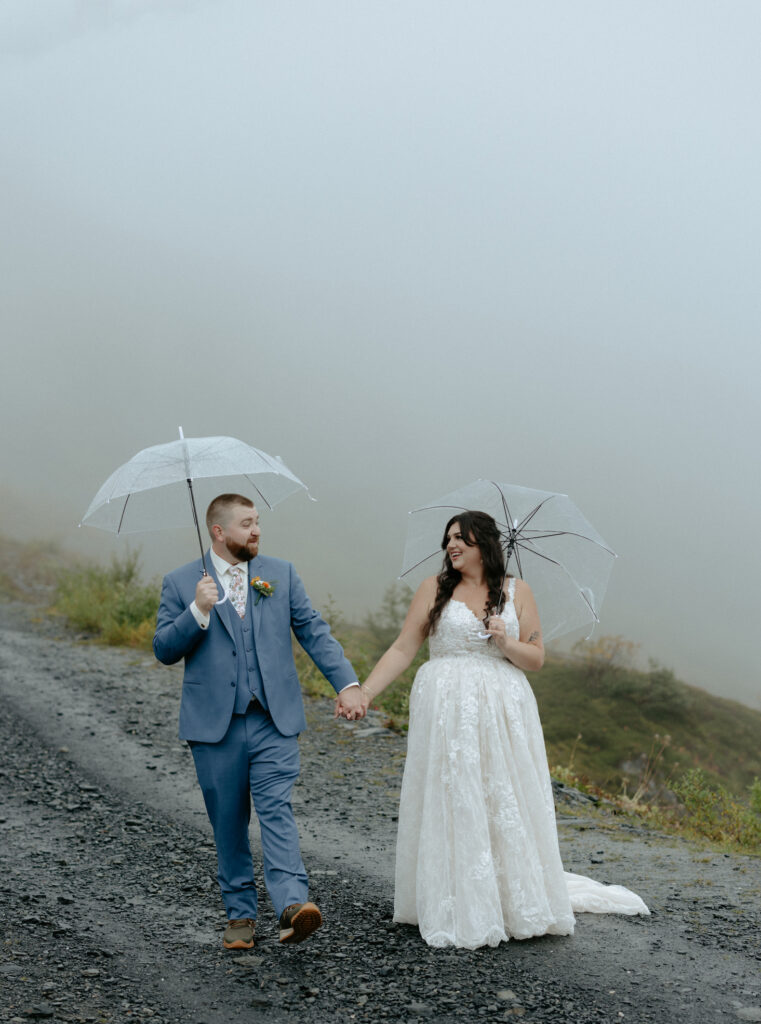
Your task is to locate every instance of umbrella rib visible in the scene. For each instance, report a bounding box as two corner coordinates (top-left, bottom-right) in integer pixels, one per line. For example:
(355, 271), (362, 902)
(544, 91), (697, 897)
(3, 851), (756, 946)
(244, 476), (274, 512)
(400, 551), (440, 577)
(517, 529), (617, 555)
(514, 540), (567, 570)
(487, 480), (513, 532)
(516, 496), (555, 532)
(512, 543), (524, 579)
(409, 502), (469, 514)
(116, 494), (130, 535)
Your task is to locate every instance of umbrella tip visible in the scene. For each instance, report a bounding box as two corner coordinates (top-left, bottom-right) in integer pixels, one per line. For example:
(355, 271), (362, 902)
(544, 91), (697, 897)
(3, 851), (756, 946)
(178, 426), (184, 439)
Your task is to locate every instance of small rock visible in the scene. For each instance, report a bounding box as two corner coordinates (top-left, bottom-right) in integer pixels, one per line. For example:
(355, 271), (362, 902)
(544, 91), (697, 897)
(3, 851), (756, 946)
(497, 990), (518, 1001)
(408, 1003), (432, 1016)
(736, 1010), (761, 1022)
(23, 1005), (55, 1019)
(230, 955), (264, 967)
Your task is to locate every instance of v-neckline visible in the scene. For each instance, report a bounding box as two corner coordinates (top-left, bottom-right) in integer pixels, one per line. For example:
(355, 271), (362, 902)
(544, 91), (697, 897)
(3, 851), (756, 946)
(450, 598), (488, 624)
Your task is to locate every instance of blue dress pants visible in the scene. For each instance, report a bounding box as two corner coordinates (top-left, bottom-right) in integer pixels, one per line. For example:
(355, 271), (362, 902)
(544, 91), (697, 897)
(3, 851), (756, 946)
(189, 707), (308, 920)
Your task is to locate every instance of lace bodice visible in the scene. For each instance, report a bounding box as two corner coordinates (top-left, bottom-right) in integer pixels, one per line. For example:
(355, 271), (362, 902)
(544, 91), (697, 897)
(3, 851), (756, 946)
(429, 579), (519, 660)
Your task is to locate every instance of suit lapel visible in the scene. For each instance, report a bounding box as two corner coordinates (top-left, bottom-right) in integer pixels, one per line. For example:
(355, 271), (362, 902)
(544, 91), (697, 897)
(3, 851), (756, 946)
(207, 556), (236, 641)
(248, 556), (264, 646)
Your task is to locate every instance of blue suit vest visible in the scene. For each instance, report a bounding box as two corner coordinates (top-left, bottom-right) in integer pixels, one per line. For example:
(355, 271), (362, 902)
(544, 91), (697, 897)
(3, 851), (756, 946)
(228, 593), (267, 713)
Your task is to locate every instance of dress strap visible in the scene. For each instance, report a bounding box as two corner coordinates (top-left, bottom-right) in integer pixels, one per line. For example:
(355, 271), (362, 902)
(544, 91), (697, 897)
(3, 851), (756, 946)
(507, 577), (517, 603)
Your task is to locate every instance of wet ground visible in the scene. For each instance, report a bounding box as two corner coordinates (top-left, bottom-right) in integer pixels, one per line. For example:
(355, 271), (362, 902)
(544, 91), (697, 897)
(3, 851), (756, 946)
(1, 600), (760, 1024)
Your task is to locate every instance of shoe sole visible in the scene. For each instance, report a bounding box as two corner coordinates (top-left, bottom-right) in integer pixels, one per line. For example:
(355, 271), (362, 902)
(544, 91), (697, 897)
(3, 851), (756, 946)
(223, 937), (255, 949)
(279, 902), (322, 944)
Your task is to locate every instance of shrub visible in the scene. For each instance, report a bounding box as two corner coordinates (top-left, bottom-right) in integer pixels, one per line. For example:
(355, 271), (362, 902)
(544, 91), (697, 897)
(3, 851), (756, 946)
(296, 584), (422, 729)
(573, 634), (638, 685)
(364, 582), (414, 657)
(54, 549), (160, 649)
(670, 767), (761, 849)
(749, 777), (761, 815)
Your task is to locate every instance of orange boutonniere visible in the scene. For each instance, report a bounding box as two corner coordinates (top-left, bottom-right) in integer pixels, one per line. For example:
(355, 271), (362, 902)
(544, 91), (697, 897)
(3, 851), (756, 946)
(250, 576), (276, 604)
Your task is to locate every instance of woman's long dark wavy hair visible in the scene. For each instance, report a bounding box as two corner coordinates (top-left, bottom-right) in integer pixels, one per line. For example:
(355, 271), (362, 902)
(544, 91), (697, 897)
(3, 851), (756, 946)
(424, 510), (509, 637)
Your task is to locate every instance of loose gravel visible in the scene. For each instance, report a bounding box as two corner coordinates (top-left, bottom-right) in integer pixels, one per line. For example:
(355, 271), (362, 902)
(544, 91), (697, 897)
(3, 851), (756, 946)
(1, 600), (760, 1024)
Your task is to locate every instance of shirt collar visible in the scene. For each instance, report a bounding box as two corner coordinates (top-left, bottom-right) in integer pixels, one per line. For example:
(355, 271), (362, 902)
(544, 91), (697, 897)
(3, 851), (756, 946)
(209, 548), (249, 579)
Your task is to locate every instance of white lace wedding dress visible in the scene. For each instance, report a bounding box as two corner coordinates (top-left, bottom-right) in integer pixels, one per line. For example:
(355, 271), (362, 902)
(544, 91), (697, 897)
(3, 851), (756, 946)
(393, 579), (649, 949)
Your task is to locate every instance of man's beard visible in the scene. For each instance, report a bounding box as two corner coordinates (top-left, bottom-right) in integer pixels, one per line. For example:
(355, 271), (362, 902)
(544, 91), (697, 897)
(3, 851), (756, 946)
(224, 538), (258, 562)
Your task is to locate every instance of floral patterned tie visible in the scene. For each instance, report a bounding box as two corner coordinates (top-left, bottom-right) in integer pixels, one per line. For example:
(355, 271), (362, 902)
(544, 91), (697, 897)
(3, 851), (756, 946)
(228, 567), (246, 618)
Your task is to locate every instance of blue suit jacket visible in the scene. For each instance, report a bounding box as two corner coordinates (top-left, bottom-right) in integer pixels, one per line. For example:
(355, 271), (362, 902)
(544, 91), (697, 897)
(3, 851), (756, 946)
(153, 552), (357, 742)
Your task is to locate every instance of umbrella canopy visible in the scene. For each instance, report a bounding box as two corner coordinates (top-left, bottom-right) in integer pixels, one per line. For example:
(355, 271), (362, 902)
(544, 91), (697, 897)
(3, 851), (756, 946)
(401, 479), (616, 643)
(81, 432), (310, 571)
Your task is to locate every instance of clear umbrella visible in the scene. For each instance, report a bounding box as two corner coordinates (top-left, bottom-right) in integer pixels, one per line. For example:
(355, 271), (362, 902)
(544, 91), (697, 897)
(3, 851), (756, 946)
(400, 479), (616, 643)
(80, 429), (311, 573)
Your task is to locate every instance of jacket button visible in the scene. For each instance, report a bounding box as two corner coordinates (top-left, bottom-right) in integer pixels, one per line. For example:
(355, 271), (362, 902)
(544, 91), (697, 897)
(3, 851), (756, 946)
(232, 651), (237, 657)
(230, 681), (235, 687)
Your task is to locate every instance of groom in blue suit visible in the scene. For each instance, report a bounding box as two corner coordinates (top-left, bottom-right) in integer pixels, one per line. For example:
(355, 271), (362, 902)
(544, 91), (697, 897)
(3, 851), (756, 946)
(153, 493), (364, 949)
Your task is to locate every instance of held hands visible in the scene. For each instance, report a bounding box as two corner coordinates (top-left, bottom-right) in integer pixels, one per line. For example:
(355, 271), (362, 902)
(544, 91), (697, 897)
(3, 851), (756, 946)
(333, 686), (369, 722)
(195, 573), (220, 615)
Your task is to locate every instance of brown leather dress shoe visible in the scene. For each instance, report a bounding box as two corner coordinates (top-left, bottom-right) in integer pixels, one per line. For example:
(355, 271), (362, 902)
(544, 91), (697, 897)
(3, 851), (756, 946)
(278, 901), (322, 944)
(223, 918), (256, 949)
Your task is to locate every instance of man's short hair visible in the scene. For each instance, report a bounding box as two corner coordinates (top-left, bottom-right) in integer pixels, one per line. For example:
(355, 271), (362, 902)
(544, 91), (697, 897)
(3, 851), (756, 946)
(206, 494), (254, 537)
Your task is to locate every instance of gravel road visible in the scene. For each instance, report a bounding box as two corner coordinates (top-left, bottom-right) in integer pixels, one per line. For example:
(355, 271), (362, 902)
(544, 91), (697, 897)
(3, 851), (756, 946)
(1, 600), (760, 1024)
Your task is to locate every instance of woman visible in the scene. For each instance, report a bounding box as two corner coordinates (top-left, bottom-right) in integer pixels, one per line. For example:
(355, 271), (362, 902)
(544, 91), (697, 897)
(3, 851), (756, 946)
(342, 511), (647, 949)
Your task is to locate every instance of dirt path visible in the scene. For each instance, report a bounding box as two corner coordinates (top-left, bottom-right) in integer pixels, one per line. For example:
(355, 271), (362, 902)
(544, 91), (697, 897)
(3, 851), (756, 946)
(1, 601), (759, 1024)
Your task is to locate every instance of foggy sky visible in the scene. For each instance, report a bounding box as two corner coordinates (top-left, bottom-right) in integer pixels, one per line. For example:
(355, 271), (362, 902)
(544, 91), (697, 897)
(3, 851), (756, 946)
(1, 1), (759, 708)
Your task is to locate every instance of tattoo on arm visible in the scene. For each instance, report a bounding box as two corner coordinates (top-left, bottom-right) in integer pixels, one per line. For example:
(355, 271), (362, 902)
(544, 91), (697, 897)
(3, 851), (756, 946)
(527, 630), (540, 644)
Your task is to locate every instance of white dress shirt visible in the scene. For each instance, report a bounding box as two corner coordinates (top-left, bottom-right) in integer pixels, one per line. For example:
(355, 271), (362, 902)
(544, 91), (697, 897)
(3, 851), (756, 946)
(190, 548), (249, 629)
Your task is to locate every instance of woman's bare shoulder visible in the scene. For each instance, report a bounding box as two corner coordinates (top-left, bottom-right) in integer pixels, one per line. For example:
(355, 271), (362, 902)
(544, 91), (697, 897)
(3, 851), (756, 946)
(509, 577), (537, 602)
(414, 576), (439, 602)
(510, 576), (531, 595)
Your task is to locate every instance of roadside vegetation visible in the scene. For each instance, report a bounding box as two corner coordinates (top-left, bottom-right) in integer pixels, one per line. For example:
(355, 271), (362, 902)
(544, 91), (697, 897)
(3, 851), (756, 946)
(53, 548), (161, 648)
(1, 536), (760, 853)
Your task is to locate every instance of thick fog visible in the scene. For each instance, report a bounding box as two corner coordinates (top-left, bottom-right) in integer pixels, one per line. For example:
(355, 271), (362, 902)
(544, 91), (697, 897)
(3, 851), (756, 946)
(1, 1), (759, 707)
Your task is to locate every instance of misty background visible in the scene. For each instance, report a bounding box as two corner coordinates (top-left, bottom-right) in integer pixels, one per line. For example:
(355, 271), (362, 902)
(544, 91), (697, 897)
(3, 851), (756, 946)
(1, 1), (758, 708)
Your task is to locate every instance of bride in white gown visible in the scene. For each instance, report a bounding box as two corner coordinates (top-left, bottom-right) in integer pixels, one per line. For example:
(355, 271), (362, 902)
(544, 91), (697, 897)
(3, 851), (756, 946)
(349, 511), (648, 949)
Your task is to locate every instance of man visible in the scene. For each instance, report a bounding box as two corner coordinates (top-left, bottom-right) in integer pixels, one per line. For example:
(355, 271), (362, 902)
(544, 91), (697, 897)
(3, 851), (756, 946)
(153, 494), (365, 950)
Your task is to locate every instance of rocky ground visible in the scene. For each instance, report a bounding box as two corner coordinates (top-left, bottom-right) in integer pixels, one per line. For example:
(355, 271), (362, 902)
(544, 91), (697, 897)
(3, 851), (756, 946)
(1, 600), (760, 1024)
